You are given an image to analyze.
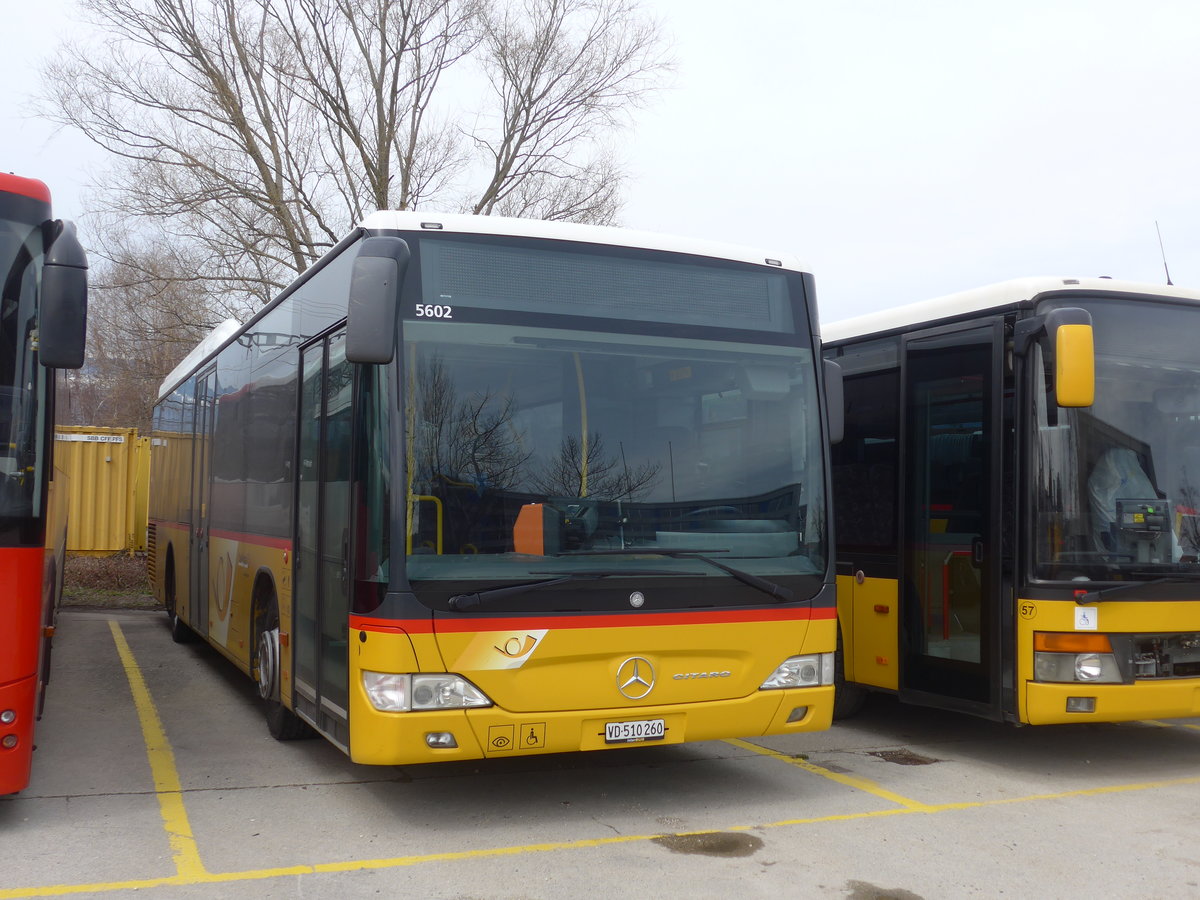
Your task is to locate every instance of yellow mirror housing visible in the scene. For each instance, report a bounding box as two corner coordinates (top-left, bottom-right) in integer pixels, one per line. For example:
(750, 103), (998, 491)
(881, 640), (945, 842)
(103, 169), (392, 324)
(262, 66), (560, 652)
(1055, 323), (1094, 407)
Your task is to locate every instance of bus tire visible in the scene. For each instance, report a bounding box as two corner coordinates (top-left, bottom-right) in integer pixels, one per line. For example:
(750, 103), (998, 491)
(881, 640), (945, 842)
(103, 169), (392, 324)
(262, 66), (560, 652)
(164, 551), (194, 644)
(254, 587), (313, 742)
(832, 626), (868, 720)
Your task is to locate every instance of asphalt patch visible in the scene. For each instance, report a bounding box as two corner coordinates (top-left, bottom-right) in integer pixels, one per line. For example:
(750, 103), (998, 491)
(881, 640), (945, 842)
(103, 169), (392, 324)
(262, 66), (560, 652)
(868, 748), (941, 766)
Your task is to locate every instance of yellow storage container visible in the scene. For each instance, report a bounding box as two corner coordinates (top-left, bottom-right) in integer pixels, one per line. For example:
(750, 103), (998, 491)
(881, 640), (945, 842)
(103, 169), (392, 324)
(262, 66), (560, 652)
(54, 426), (150, 555)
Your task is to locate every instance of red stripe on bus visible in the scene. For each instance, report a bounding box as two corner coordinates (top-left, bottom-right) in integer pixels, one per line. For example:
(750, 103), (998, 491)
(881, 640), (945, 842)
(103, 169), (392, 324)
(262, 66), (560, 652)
(208, 529), (292, 550)
(351, 605), (835, 634)
(149, 520), (292, 552)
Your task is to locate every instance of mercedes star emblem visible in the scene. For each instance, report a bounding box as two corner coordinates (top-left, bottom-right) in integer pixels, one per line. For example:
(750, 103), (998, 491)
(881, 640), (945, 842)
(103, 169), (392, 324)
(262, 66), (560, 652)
(616, 656), (656, 700)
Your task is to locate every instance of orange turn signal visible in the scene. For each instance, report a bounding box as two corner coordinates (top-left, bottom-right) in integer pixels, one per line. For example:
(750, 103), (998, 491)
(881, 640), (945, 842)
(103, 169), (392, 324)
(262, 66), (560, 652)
(1034, 632), (1112, 653)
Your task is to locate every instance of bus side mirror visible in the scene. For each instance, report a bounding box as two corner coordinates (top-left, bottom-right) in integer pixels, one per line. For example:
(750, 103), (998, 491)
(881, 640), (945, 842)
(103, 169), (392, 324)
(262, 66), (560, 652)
(1045, 307), (1094, 408)
(346, 236), (411, 364)
(824, 357), (844, 444)
(38, 221), (88, 370)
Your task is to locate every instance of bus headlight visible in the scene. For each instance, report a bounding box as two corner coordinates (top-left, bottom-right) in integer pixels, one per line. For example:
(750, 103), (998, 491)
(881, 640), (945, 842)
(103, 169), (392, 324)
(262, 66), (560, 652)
(362, 671), (493, 712)
(1033, 632), (1123, 684)
(1075, 653), (1104, 681)
(760, 653), (834, 690)
(1033, 652), (1122, 684)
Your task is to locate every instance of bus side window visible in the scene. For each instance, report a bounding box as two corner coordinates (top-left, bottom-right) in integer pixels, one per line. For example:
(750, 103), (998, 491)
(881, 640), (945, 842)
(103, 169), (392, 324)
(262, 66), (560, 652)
(832, 370), (899, 556)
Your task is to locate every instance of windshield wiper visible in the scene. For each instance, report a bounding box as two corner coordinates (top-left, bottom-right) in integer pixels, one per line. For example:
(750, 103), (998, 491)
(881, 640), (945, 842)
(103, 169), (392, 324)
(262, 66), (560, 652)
(448, 570), (679, 612)
(1077, 574), (1200, 604)
(563, 549), (794, 603)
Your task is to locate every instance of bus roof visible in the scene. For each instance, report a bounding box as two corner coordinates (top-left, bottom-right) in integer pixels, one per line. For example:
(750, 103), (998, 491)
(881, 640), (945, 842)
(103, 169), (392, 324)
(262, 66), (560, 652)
(821, 276), (1200, 345)
(0, 172), (51, 204)
(157, 213), (811, 401)
(157, 318), (242, 400)
(360, 210), (808, 273)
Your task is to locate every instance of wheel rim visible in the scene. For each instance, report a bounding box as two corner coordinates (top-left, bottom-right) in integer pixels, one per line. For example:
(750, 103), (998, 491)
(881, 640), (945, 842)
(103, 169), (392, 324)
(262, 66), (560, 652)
(257, 626), (280, 701)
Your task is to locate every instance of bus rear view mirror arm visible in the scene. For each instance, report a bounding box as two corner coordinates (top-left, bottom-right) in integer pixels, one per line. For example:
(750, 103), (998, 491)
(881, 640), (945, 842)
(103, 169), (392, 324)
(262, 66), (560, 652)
(346, 235), (411, 364)
(1012, 306), (1094, 409)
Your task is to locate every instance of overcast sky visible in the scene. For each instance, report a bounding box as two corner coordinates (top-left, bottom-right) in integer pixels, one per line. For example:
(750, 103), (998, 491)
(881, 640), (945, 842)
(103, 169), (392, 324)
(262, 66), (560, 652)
(4, 0), (1198, 321)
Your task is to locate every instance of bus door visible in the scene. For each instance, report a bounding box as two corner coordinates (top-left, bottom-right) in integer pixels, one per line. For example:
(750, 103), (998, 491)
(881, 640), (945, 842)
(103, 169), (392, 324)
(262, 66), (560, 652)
(294, 330), (352, 748)
(188, 367), (217, 638)
(900, 323), (1002, 716)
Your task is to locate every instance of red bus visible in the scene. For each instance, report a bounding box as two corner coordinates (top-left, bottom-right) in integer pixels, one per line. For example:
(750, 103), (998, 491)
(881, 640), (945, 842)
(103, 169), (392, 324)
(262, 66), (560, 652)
(0, 173), (88, 795)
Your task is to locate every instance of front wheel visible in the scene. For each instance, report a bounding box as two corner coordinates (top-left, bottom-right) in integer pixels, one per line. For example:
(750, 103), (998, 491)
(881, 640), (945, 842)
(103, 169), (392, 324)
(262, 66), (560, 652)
(832, 627), (868, 720)
(165, 555), (194, 644)
(254, 593), (313, 741)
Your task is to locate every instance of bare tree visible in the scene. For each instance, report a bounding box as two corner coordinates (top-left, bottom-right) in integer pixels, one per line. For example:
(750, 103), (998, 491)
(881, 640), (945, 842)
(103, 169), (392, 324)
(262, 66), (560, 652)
(471, 0), (663, 223)
(412, 355), (533, 492)
(532, 431), (660, 500)
(59, 237), (221, 430)
(41, 0), (669, 306)
(41, 0), (667, 427)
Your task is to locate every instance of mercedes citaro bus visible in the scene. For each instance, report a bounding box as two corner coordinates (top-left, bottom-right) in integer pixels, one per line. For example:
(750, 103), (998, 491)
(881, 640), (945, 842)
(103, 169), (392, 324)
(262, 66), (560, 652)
(149, 211), (840, 764)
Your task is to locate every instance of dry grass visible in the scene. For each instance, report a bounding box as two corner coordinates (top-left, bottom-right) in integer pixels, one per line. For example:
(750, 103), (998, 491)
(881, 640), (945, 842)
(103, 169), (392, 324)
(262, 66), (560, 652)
(62, 554), (158, 609)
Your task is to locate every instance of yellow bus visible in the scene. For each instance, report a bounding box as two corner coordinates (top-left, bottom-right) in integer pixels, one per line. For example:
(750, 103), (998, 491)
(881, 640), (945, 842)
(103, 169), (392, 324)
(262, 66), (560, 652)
(148, 211), (839, 763)
(822, 277), (1200, 724)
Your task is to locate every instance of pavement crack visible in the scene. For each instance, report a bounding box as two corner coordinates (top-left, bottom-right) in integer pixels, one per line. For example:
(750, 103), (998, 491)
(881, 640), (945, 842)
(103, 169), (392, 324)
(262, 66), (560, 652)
(592, 817), (622, 835)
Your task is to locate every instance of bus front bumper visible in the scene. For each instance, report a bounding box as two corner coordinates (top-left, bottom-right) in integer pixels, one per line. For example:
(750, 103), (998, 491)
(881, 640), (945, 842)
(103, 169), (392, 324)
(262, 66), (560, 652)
(348, 685), (834, 765)
(1025, 679), (1200, 725)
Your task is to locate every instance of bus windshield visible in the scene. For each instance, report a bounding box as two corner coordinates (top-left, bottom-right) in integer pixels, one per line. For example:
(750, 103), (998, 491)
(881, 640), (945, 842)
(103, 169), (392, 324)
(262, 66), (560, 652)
(1033, 296), (1200, 581)
(0, 207), (46, 534)
(401, 319), (825, 597)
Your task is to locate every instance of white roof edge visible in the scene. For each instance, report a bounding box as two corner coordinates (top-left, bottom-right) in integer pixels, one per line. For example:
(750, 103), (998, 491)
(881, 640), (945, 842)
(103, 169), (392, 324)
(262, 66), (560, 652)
(359, 210), (810, 273)
(156, 215), (809, 404)
(157, 318), (243, 400)
(821, 276), (1200, 344)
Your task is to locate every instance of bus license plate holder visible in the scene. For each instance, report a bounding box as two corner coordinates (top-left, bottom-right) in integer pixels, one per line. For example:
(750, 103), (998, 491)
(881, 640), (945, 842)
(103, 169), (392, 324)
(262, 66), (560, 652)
(604, 718), (665, 744)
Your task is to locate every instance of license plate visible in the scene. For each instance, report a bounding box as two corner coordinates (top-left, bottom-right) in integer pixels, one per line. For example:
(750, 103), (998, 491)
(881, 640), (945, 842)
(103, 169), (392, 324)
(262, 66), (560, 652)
(604, 718), (666, 744)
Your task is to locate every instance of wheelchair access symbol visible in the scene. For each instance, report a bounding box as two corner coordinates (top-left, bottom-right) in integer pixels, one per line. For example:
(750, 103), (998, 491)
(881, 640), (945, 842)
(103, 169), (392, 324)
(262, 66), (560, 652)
(520, 723), (546, 749)
(487, 723), (545, 752)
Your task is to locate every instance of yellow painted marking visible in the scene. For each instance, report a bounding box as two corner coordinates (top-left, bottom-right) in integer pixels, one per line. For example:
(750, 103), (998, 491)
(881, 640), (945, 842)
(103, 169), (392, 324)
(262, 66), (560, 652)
(724, 737), (934, 810)
(760, 772), (1200, 828)
(3, 770), (1200, 898)
(5, 697), (1200, 898)
(1131, 719), (1200, 733)
(107, 620), (207, 878)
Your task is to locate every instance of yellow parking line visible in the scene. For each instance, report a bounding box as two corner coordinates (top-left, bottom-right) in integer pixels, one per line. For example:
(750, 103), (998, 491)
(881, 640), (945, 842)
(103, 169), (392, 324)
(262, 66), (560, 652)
(723, 737), (934, 811)
(107, 620), (207, 878)
(7, 772), (1200, 898)
(4, 665), (1199, 899)
(1138, 720), (1200, 732)
(0, 835), (649, 898)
